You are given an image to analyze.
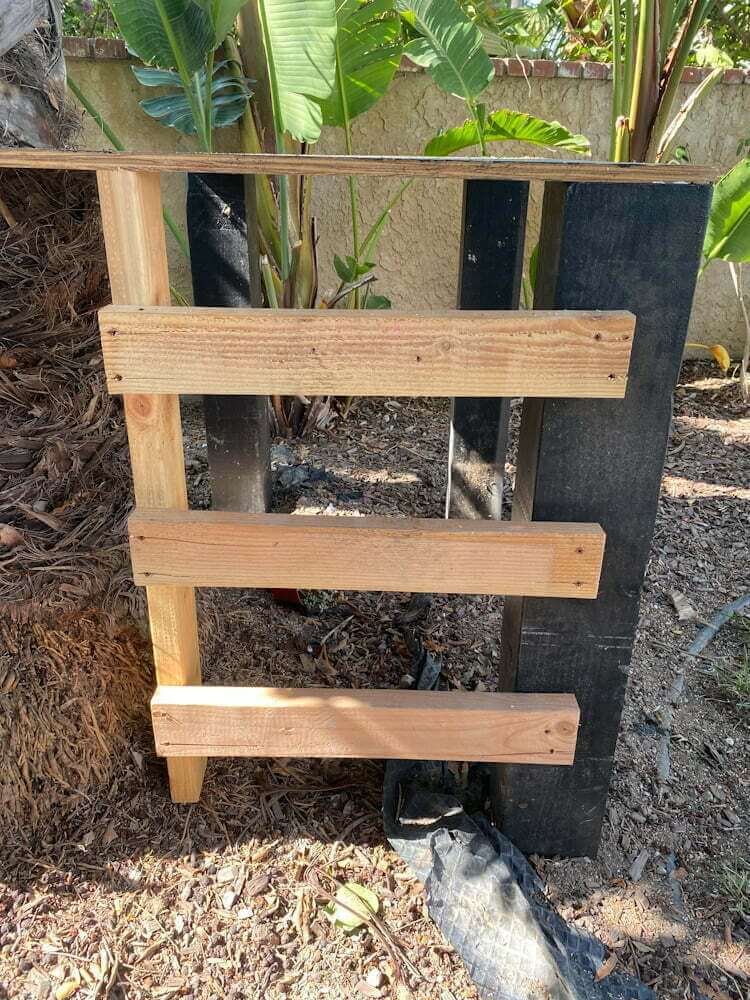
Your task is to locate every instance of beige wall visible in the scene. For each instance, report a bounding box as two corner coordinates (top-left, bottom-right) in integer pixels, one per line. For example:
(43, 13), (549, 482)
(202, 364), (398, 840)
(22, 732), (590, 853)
(68, 55), (750, 355)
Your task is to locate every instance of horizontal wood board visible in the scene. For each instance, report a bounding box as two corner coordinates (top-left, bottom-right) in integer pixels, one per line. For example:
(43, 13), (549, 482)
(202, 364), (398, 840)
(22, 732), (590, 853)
(100, 306), (634, 398)
(129, 510), (606, 598)
(151, 686), (580, 764)
(0, 150), (718, 183)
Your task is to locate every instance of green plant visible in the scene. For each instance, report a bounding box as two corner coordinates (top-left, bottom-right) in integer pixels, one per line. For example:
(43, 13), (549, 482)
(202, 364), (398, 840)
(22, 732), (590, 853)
(719, 859), (750, 916)
(107, 0), (253, 151)
(399, 0), (590, 157)
(319, 0), (403, 306)
(63, 0), (120, 37)
(702, 156), (750, 398)
(608, 0), (721, 162)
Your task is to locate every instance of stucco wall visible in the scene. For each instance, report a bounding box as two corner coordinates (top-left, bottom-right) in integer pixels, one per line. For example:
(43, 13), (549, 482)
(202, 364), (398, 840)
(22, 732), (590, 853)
(66, 47), (750, 354)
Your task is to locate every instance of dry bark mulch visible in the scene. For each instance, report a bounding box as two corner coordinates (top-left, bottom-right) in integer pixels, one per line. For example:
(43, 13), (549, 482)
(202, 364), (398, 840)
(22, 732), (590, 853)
(0, 362), (748, 1000)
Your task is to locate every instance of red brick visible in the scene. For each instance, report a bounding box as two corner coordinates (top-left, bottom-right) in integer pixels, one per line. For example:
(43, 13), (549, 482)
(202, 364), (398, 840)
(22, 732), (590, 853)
(681, 66), (710, 83)
(722, 68), (745, 85)
(506, 58), (533, 77)
(92, 37), (128, 59)
(582, 61), (611, 80)
(62, 37), (89, 59)
(491, 58), (507, 77)
(557, 61), (584, 79)
(531, 60), (557, 78)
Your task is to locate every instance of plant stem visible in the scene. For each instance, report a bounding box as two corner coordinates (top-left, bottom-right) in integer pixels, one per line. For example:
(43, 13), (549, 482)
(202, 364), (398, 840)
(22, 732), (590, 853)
(67, 75), (190, 259)
(647, 0), (717, 160)
(610, 0), (623, 158)
(730, 262), (750, 400)
(623, 0), (635, 117)
(345, 124), (361, 307)
(204, 47), (215, 153)
(628, 0), (655, 147)
(470, 101), (488, 155)
(153, 0), (206, 148)
(256, 0), (292, 284)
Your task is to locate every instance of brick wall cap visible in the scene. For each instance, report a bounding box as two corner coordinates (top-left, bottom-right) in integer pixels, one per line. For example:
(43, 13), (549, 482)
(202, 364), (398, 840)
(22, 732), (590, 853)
(63, 39), (745, 86)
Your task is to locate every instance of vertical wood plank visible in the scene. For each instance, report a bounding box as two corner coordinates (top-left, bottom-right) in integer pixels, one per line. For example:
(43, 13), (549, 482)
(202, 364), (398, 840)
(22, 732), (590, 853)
(447, 180), (529, 518)
(497, 180), (712, 856)
(186, 172), (271, 512)
(97, 169), (206, 803)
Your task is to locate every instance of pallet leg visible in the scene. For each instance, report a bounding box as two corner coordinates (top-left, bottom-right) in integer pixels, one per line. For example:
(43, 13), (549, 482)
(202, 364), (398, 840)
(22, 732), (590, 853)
(187, 172), (271, 513)
(448, 179), (528, 518)
(496, 180), (712, 856)
(97, 169), (206, 803)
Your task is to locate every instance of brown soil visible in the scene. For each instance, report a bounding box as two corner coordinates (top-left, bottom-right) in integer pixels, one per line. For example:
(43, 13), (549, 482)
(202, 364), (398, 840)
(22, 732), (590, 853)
(1, 363), (748, 1000)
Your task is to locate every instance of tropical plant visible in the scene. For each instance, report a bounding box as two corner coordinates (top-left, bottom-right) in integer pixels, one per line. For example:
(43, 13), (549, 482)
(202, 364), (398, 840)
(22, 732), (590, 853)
(607, 0), (722, 162)
(106, 0), (253, 152)
(701, 156), (750, 398)
(399, 0), (590, 157)
(103, 0), (590, 434)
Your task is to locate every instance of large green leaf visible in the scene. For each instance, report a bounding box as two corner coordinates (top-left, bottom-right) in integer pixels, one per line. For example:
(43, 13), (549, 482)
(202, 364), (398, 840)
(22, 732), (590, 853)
(198, 0), (247, 43)
(396, 0), (493, 102)
(320, 0), (403, 128)
(425, 109), (591, 156)
(703, 158), (750, 265)
(108, 0), (213, 72)
(256, 0), (337, 143)
(135, 61), (252, 134)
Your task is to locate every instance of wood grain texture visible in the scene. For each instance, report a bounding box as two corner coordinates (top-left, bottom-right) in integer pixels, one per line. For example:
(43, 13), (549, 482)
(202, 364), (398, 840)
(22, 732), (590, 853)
(0, 149), (719, 183)
(129, 510), (606, 598)
(151, 686), (580, 764)
(99, 306), (634, 399)
(96, 169), (205, 804)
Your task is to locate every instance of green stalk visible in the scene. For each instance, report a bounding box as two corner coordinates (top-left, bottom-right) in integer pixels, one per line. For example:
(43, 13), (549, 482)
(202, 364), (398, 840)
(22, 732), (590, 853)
(256, 0), (291, 283)
(358, 180), (413, 261)
(647, 0), (716, 160)
(333, 25), (362, 306)
(67, 75), (123, 150)
(203, 47), (215, 153)
(153, 0), (207, 148)
(223, 35), (282, 269)
(610, 0), (624, 158)
(469, 101), (488, 155)
(628, 0), (656, 137)
(261, 254), (280, 307)
(623, 0), (635, 117)
(67, 75), (190, 259)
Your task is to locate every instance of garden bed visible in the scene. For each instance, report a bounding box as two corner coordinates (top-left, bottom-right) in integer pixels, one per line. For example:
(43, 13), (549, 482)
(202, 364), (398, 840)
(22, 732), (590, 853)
(0, 363), (748, 1000)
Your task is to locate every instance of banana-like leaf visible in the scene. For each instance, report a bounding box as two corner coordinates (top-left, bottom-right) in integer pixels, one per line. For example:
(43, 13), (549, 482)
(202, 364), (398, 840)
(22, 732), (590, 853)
(396, 0), (493, 102)
(198, 0), (247, 44)
(108, 0), (213, 73)
(703, 158), (750, 265)
(136, 62), (252, 134)
(320, 0), (403, 127)
(425, 109), (591, 156)
(256, 0), (337, 143)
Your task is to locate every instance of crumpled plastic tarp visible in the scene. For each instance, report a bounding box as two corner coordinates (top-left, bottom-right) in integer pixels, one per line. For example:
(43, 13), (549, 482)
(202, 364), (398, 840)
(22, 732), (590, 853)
(384, 751), (655, 998)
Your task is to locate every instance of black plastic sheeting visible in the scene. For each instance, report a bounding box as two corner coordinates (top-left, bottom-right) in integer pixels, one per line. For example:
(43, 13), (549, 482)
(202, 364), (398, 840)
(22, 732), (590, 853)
(382, 640), (655, 1000)
(384, 761), (655, 1000)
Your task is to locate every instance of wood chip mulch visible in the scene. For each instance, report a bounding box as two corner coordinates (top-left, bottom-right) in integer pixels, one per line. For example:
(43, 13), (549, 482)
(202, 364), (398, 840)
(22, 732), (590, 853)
(0, 361), (748, 1000)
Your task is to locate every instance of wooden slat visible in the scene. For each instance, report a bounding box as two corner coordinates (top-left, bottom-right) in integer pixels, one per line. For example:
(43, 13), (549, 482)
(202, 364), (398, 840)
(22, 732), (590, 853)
(96, 169), (206, 804)
(129, 510), (606, 598)
(99, 306), (634, 398)
(0, 149), (719, 183)
(151, 686), (580, 764)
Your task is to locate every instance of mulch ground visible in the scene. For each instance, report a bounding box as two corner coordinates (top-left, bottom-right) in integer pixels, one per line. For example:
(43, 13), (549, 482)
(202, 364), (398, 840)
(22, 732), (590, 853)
(1, 362), (748, 1000)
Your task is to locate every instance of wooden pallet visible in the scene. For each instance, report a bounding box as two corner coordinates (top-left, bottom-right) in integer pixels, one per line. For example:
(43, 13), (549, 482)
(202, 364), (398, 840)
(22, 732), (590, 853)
(94, 164), (635, 804)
